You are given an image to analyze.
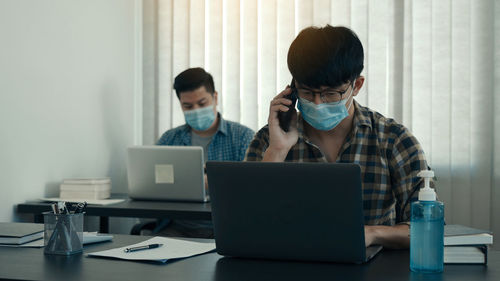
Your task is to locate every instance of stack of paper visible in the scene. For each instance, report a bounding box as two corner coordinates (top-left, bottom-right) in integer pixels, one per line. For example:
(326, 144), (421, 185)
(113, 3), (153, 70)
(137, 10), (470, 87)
(87, 236), (216, 263)
(60, 178), (111, 200)
(40, 197), (125, 205)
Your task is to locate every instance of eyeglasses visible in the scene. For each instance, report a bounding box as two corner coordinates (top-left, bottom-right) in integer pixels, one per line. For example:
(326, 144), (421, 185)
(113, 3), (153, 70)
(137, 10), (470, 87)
(296, 82), (354, 104)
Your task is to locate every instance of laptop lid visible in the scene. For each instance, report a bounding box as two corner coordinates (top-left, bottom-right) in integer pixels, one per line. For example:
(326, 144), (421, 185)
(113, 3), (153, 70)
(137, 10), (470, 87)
(127, 146), (208, 202)
(206, 161), (382, 263)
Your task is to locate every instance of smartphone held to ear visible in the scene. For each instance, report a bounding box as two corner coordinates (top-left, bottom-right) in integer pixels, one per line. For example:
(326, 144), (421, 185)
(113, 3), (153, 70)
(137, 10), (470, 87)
(277, 79), (298, 132)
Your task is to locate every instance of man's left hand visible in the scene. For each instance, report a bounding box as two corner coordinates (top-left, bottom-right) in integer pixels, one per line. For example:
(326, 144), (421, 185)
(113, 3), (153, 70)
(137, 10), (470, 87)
(364, 224), (410, 249)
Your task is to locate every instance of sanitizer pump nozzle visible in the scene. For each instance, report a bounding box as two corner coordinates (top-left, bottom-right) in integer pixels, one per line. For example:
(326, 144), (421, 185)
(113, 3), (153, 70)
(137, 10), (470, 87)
(417, 170), (436, 201)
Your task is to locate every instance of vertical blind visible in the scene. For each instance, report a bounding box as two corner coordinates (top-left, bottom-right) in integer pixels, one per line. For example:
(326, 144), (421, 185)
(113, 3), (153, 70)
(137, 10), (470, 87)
(143, 0), (500, 246)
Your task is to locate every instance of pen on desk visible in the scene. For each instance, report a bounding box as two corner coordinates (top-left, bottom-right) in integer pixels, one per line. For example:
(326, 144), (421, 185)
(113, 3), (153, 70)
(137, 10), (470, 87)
(124, 243), (164, 253)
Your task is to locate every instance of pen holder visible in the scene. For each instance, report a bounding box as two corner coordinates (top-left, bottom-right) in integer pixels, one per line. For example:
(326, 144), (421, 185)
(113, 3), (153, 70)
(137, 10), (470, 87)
(43, 212), (84, 255)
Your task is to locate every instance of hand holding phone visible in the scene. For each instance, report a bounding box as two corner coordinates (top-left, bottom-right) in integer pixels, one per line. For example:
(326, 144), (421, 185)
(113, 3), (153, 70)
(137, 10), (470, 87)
(277, 79), (297, 132)
(263, 79), (299, 162)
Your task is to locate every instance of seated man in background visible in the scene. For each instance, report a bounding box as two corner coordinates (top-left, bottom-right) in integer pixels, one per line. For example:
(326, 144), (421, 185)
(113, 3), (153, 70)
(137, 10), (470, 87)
(158, 67), (254, 164)
(245, 25), (429, 249)
(154, 67), (254, 238)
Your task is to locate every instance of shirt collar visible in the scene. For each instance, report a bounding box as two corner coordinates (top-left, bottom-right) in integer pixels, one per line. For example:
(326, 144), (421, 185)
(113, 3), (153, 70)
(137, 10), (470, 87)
(180, 124), (192, 145)
(216, 113), (229, 136)
(352, 100), (373, 129)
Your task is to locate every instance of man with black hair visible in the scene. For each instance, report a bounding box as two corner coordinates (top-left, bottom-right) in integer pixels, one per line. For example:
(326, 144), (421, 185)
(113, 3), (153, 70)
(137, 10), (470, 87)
(155, 67), (254, 238)
(245, 25), (429, 249)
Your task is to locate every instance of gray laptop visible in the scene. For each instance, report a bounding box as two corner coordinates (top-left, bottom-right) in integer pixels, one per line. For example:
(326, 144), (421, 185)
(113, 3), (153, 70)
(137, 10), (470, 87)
(127, 146), (209, 202)
(206, 161), (382, 263)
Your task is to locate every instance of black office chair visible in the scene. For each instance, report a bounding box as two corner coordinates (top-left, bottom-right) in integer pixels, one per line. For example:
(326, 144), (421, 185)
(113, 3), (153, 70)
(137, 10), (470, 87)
(130, 221), (155, 235)
(130, 219), (171, 235)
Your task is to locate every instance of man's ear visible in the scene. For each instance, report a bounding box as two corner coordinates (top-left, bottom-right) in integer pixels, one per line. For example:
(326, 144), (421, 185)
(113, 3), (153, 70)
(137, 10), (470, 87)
(213, 91), (218, 105)
(353, 76), (365, 97)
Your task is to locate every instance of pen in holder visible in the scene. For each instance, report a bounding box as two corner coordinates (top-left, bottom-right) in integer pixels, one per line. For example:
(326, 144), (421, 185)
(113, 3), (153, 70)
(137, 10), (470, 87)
(43, 211), (84, 255)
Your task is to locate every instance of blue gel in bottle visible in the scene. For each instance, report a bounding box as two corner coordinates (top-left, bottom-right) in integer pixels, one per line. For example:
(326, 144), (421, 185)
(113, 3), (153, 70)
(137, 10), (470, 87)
(410, 170), (444, 273)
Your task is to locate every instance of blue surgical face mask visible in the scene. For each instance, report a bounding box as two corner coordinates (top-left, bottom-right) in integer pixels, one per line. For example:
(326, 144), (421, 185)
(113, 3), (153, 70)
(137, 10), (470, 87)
(184, 105), (216, 131)
(297, 86), (354, 131)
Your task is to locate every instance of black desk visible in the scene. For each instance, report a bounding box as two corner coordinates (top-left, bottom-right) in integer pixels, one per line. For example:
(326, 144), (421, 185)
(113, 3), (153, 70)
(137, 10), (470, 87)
(0, 234), (498, 281)
(17, 196), (211, 233)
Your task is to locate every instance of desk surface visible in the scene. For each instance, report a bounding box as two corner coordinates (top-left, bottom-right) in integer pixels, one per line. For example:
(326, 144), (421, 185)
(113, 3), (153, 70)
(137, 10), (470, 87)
(0, 234), (498, 281)
(17, 195), (212, 220)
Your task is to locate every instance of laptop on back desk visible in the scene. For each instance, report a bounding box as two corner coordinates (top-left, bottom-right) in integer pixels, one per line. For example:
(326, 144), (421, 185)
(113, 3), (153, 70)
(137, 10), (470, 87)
(127, 146), (209, 202)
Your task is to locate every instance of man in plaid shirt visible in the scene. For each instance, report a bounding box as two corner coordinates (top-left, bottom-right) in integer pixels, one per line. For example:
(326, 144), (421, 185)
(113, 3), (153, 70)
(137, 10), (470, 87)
(245, 25), (429, 249)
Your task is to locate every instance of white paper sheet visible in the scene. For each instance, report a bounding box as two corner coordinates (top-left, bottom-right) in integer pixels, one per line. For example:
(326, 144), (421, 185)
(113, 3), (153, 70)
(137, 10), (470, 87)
(82, 232), (114, 244)
(87, 236), (216, 263)
(40, 197), (125, 205)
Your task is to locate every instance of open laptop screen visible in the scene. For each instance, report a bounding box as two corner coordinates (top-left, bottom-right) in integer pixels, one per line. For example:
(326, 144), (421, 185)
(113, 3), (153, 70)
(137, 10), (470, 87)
(207, 161), (380, 263)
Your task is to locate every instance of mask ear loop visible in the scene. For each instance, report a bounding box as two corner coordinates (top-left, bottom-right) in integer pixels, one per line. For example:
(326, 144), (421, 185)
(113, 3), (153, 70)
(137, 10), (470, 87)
(345, 80), (357, 111)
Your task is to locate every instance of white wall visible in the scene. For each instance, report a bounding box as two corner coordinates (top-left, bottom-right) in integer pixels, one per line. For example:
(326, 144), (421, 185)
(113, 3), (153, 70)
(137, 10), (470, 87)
(0, 0), (140, 232)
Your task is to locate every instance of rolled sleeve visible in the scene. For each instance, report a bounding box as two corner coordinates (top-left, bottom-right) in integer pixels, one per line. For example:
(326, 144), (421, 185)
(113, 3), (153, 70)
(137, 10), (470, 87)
(389, 127), (430, 224)
(244, 126), (270, 161)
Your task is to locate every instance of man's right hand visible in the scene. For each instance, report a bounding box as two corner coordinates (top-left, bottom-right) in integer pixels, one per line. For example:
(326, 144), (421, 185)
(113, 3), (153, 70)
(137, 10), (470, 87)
(263, 87), (299, 162)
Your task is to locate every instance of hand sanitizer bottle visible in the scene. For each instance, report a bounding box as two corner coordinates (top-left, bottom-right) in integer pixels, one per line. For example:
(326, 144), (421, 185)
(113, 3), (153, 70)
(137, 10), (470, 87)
(410, 170), (444, 273)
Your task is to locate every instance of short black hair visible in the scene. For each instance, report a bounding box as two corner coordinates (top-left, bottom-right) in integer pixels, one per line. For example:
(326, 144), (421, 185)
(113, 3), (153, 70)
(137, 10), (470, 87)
(173, 67), (215, 98)
(287, 25), (364, 89)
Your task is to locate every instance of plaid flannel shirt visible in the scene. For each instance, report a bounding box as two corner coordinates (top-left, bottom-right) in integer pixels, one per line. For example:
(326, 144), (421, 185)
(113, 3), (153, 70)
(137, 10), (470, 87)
(244, 100), (429, 225)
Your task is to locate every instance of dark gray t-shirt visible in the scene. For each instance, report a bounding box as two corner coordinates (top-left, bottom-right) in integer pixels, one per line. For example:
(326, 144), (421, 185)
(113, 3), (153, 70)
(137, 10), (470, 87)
(191, 132), (213, 163)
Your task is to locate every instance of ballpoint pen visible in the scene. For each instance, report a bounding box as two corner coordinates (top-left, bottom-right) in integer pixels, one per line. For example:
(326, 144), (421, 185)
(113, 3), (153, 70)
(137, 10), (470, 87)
(124, 243), (164, 253)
